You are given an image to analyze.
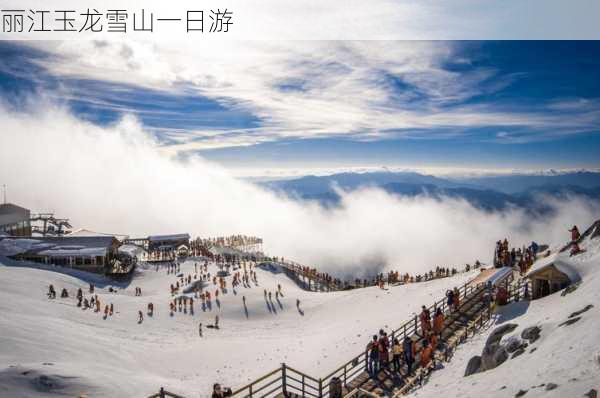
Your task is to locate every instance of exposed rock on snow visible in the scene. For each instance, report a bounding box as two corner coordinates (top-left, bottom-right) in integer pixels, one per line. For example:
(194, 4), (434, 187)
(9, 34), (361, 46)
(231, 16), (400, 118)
(464, 356), (482, 377)
(485, 323), (518, 347)
(584, 389), (598, 398)
(505, 336), (526, 353)
(510, 347), (526, 359)
(545, 383), (558, 391)
(521, 326), (541, 343)
(558, 317), (581, 327)
(481, 343), (509, 372)
(568, 304), (594, 318)
(561, 282), (580, 296)
(0, 366), (99, 397)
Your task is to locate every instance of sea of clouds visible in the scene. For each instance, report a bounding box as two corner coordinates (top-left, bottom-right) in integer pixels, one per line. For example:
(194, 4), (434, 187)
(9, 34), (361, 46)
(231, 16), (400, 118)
(1, 103), (599, 277)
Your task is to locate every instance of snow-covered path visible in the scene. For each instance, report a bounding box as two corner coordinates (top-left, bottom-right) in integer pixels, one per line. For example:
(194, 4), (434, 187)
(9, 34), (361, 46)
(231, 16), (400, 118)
(0, 258), (478, 397)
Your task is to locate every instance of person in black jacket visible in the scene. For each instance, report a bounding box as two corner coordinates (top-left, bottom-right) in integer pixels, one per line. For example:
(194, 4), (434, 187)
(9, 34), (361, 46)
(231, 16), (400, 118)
(212, 383), (232, 398)
(403, 336), (415, 375)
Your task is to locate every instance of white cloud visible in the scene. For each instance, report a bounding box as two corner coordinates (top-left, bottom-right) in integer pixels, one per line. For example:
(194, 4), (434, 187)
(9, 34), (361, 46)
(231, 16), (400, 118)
(14, 39), (599, 151)
(2, 102), (599, 277)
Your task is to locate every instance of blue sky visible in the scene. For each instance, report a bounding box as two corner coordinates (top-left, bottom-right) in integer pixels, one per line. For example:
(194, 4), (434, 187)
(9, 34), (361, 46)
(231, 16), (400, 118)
(1, 40), (599, 175)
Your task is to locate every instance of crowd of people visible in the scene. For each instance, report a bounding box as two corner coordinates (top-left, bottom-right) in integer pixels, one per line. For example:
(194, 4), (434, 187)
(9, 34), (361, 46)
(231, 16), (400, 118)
(276, 257), (482, 292)
(494, 238), (541, 274)
(46, 282), (116, 320)
(162, 258), (290, 337)
(365, 283), (469, 384)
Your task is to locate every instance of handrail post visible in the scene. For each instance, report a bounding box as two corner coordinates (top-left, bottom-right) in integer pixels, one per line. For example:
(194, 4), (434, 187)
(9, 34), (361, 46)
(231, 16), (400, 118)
(344, 364), (348, 386)
(282, 363), (287, 395)
(302, 374), (306, 397)
(318, 378), (323, 398)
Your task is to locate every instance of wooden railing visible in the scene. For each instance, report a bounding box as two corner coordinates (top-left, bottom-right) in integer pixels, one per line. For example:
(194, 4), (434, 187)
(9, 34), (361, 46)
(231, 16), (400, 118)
(507, 278), (532, 303)
(277, 259), (341, 292)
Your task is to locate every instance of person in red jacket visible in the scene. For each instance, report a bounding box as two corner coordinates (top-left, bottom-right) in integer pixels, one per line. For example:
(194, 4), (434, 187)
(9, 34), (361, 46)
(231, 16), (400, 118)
(569, 225), (581, 242)
(378, 329), (389, 369)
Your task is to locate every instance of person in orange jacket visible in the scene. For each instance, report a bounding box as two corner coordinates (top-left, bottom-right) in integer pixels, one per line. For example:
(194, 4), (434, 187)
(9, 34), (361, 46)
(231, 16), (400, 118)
(428, 331), (438, 350)
(420, 339), (433, 369)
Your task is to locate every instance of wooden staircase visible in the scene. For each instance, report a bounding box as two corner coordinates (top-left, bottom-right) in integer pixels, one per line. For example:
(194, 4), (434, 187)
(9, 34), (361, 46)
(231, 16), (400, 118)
(344, 285), (490, 397)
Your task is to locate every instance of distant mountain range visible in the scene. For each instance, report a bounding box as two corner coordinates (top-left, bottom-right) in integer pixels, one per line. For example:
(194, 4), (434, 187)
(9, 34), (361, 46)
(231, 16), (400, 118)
(261, 171), (600, 212)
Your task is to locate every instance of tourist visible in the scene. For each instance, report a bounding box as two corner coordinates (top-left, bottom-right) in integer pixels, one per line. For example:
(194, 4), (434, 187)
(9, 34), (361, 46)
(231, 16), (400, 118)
(367, 335), (380, 375)
(453, 287), (461, 310)
(47, 284), (56, 299)
(402, 336), (415, 375)
(420, 339), (433, 370)
(378, 330), (389, 369)
(446, 289), (454, 311)
(570, 225), (581, 242)
(391, 338), (402, 372)
(212, 383), (232, 398)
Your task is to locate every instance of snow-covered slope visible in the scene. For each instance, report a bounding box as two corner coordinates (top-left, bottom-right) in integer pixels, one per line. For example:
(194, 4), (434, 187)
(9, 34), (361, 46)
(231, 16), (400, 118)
(414, 235), (600, 398)
(0, 257), (478, 397)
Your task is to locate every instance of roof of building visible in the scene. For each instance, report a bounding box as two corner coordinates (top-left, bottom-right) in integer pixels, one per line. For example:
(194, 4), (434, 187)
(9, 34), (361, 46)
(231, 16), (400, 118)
(527, 258), (581, 283)
(209, 245), (246, 256)
(118, 244), (144, 257)
(0, 235), (117, 258)
(68, 228), (129, 241)
(148, 233), (190, 242)
(0, 203), (30, 216)
(486, 267), (514, 286)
